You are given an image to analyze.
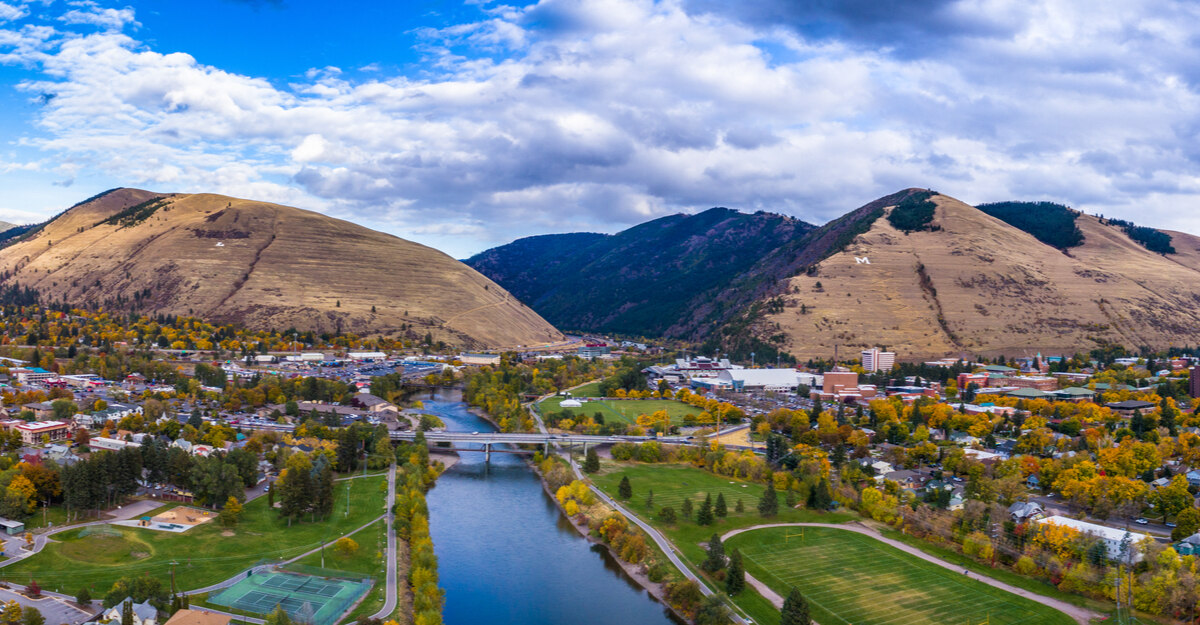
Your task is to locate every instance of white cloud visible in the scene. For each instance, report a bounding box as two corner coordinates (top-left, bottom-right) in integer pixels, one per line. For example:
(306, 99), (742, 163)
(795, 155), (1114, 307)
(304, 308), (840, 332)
(2, 0), (1200, 256)
(58, 4), (137, 30)
(0, 2), (26, 23)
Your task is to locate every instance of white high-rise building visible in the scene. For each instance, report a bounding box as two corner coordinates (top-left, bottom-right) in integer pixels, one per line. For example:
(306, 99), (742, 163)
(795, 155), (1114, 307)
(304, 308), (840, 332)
(861, 348), (896, 372)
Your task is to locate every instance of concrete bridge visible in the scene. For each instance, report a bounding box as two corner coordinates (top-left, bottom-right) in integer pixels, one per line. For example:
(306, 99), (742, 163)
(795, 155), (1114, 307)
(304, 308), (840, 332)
(388, 430), (706, 462)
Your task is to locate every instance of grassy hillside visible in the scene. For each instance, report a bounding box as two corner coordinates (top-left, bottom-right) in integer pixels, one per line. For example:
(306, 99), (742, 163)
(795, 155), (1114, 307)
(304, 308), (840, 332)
(0, 189), (563, 348)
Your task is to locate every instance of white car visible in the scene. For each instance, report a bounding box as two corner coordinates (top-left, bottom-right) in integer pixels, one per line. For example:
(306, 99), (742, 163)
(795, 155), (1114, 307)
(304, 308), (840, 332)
(1135, 518), (1149, 525)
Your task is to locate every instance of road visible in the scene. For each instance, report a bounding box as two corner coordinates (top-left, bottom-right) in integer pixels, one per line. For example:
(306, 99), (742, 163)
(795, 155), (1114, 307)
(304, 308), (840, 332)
(719, 523), (1103, 625)
(1028, 494), (1173, 540)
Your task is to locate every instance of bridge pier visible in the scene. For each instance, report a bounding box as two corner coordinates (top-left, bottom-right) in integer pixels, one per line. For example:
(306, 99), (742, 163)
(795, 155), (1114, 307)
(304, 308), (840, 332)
(484, 443), (491, 463)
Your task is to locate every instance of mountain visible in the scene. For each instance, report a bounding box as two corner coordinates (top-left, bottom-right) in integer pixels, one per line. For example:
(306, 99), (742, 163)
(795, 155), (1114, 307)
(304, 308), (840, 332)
(0, 189), (563, 349)
(756, 191), (1200, 359)
(465, 207), (816, 337)
(472, 189), (1200, 360)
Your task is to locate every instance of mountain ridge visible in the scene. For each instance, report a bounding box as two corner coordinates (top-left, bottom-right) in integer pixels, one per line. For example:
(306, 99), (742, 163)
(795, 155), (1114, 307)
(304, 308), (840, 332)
(0, 188), (563, 349)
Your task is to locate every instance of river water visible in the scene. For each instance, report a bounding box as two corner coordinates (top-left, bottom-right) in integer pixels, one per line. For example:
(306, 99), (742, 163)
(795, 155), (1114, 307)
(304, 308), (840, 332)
(420, 394), (681, 625)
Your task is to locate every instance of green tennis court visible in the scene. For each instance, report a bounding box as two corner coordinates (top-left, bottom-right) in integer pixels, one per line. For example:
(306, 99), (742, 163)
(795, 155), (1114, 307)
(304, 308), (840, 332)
(208, 570), (370, 625)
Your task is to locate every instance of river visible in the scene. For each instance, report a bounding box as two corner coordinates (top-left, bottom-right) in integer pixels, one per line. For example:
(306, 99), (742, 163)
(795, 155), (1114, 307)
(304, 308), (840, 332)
(420, 394), (682, 625)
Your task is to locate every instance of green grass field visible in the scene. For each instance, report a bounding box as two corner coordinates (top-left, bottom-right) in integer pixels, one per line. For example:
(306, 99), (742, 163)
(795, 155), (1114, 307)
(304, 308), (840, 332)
(1, 474), (389, 595)
(592, 462), (857, 624)
(727, 527), (1076, 625)
(540, 397), (700, 425)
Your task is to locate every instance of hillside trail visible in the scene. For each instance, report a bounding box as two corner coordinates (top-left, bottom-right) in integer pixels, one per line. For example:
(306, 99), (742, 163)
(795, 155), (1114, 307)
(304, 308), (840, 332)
(719, 522), (1100, 625)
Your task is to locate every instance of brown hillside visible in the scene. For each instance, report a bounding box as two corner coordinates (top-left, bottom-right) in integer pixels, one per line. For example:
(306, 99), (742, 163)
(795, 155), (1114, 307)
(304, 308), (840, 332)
(760, 192), (1200, 360)
(0, 189), (563, 348)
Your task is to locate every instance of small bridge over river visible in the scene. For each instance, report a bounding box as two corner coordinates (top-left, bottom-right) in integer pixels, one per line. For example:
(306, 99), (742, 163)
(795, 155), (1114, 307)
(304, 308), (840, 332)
(389, 431), (689, 462)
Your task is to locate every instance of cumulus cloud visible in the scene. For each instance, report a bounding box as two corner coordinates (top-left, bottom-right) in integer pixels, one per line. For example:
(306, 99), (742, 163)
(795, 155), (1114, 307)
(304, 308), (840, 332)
(3, 0), (1200, 254)
(0, 2), (27, 23)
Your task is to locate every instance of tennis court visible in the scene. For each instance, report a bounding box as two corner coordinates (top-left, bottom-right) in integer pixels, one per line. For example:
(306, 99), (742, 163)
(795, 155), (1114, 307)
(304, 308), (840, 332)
(208, 570), (371, 625)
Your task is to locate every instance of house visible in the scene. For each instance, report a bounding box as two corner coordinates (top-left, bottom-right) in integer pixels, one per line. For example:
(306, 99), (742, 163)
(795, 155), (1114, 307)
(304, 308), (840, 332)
(90, 437), (142, 452)
(0, 518), (23, 535)
(883, 470), (921, 489)
(351, 393), (395, 414)
(161, 610), (230, 625)
(103, 599), (157, 625)
(1186, 470), (1200, 488)
(1008, 501), (1045, 522)
(1035, 516), (1145, 563)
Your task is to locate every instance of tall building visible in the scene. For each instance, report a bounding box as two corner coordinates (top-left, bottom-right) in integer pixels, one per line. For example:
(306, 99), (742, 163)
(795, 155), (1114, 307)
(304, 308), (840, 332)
(1190, 366), (1200, 398)
(861, 348), (896, 372)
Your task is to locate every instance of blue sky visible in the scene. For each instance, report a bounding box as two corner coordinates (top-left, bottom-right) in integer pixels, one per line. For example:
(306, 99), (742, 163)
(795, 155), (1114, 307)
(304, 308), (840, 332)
(3, 0), (1200, 257)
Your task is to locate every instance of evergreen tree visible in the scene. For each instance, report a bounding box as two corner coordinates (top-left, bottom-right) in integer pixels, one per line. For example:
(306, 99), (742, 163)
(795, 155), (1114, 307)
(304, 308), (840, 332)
(187, 410), (203, 430)
(618, 476), (632, 499)
(758, 482), (779, 517)
(696, 493), (714, 526)
(312, 458), (335, 519)
(584, 448), (600, 473)
(785, 489), (797, 509)
(735, 498), (744, 513)
(76, 587), (91, 605)
(121, 600), (133, 625)
(726, 550), (745, 595)
(681, 496), (693, 520)
(701, 533), (725, 572)
(715, 493), (727, 517)
(809, 478), (833, 510)
(658, 506), (677, 523)
(781, 587), (811, 625)
(645, 489), (654, 510)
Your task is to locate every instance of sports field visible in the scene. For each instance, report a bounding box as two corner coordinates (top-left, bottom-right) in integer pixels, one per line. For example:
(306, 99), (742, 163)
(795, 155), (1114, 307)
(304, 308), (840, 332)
(726, 527), (1075, 625)
(539, 397), (699, 425)
(209, 570), (370, 625)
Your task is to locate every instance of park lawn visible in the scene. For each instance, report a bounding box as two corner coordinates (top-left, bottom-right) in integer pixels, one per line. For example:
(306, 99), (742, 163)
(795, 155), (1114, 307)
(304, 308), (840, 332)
(1, 475), (388, 596)
(542, 398), (701, 426)
(567, 381), (602, 397)
(23, 505), (69, 531)
(726, 526), (1076, 625)
(591, 462), (854, 623)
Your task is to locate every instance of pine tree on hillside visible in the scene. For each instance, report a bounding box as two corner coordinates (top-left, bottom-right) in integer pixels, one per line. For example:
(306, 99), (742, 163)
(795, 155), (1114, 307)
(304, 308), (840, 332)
(726, 550), (745, 595)
(781, 587), (811, 625)
(715, 492), (727, 517)
(681, 497), (694, 520)
(701, 533), (725, 572)
(584, 448), (600, 473)
(758, 482), (778, 517)
(697, 493), (714, 526)
(618, 476), (632, 499)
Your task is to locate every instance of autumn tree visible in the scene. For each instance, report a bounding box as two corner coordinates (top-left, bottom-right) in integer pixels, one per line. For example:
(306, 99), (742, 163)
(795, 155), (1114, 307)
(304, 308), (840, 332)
(1148, 475), (1191, 523)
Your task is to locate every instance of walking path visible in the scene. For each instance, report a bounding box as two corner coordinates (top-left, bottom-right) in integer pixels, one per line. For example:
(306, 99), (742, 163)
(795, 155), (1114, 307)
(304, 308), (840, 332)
(719, 522), (1101, 625)
(368, 464), (398, 620)
(561, 451), (750, 625)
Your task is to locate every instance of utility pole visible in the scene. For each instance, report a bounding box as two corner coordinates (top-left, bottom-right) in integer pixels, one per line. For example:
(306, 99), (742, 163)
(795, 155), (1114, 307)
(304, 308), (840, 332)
(169, 560), (178, 594)
(345, 481), (350, 517)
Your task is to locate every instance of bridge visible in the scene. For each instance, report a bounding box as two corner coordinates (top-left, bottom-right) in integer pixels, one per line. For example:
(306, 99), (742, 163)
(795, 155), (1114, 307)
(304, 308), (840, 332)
(389, 430), (690, 462)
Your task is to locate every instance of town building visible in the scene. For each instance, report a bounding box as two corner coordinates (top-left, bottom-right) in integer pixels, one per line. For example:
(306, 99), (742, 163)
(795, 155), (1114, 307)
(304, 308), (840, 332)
(811, 367), (878, 403)
(673, 356), (740, 379)
(11, 367), (56, 384)
(577, 344), (611, 359)
(103, 599), (157, 625)
(90, 437), (143, 452)
(13, 421), (70, 445)
(1105, 399), (1157, 416)
(1035, 516), (1145, 563)
(861, 348), (896, 373)
(162, 610), (231, 625)
(1191, 366), (1200, 399)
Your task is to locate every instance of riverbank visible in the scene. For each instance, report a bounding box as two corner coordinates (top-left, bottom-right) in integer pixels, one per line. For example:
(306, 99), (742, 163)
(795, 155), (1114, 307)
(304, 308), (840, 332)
(429, 451), (460, 471)
(529, 456), (687, 624)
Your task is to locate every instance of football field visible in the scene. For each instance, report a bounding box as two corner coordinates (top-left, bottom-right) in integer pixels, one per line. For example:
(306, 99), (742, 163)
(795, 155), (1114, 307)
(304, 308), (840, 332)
(727, 527), (1075, 625)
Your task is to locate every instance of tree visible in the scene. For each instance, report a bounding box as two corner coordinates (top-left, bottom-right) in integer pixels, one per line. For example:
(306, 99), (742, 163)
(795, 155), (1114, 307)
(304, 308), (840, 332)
(658, 506), (677, 523)
(735, 498), (744, 513)
(701, 533), (725, 572)
(76, 587), (92, 605)
(265, 605), (293, 625)
(644, 489), (654, 511)
(187, 410), (203, 430)
(218, 496), (243, 528)
(695, 593), (731, 625)
(681, 497), (693, 520)
(583, 448), (600, 473)
(278, 452), (314, 525)
(781, 587), (811, 625)
(0, 601), (21, 625)
(715, 493), (727, 517)
(618, 476), (632, 500)
(121, 600), (133, 625)
(20, 607), (43, 625)
(334, 537), (359, 557)
(190, 456), (241, 508)
(697, 493), (714, 526)
(1172, 507), (1200, 541)
(24, 582), (38, 598)
(1149, 475), (1192, 523)
(726, 550), (745, 595)
(50, 399), (78, 421)
(758, 482), (779, 517)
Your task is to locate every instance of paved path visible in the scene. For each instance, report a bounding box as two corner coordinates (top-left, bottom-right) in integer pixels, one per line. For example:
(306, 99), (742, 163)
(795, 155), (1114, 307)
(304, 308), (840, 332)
(719, 522), (1101, 625)
(562, 451), (750, 625)
(369, 464), (398, 620)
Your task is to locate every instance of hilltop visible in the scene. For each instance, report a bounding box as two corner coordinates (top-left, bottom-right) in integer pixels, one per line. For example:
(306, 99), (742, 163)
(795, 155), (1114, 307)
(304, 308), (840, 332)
(0, 189), (563, 348)
(471, 190), (1200, 359)
(758, 191), (1200, 359)
(465, 207), (815, 337)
